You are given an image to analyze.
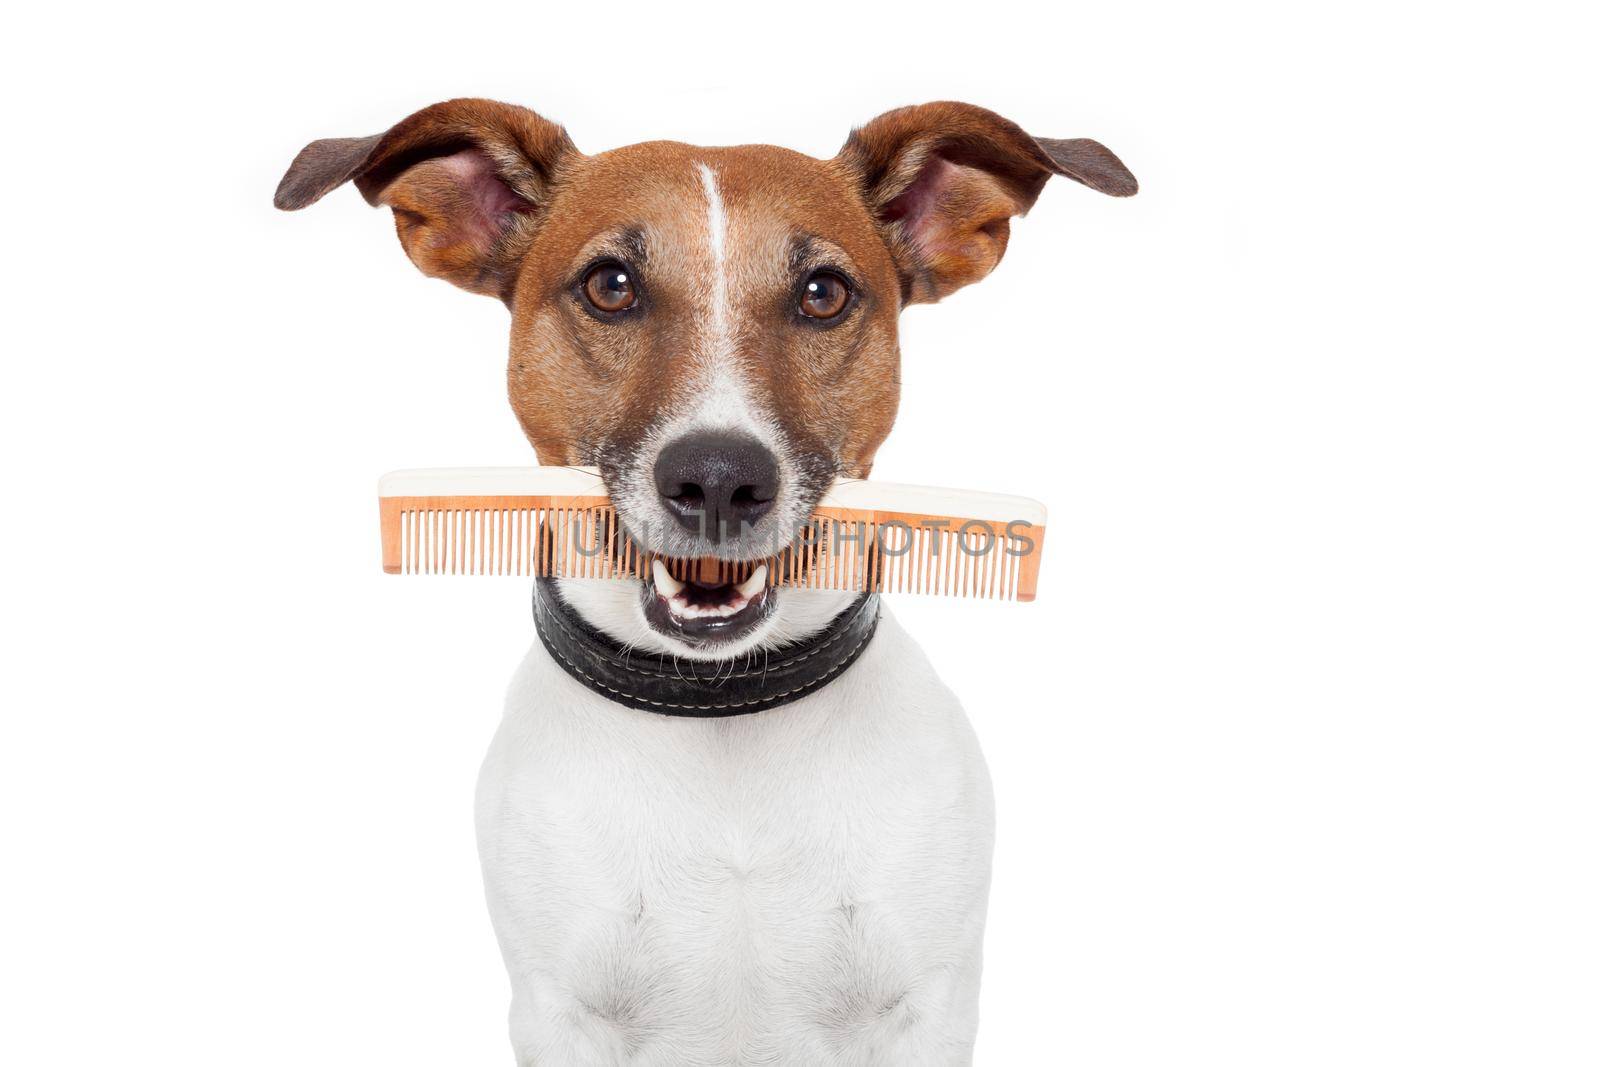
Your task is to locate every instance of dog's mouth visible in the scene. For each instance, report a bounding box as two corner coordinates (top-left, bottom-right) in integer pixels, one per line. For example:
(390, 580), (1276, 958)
(641, 559), (774, 646)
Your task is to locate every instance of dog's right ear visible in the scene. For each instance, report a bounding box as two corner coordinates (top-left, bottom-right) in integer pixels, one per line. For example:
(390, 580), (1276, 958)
(274, 98), (578, 301)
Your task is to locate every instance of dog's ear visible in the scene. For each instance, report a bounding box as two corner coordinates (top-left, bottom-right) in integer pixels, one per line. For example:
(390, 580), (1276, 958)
(837, 101), (1136, 304)
(274, 98), (578, 301)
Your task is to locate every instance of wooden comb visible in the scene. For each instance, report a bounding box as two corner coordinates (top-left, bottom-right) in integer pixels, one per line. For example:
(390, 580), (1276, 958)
(379, 467), (1048, 601)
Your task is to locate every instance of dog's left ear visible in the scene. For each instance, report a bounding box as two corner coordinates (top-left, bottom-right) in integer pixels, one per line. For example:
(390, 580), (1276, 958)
(274, 98), (579, 301)
(837, 101), (1136, 304)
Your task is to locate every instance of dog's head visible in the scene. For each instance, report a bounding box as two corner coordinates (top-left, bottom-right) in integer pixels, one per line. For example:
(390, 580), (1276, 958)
(278, 98), (1134, 658)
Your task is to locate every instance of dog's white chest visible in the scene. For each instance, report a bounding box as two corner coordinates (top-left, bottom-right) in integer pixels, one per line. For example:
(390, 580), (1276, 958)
(476, 608), (994, 1065)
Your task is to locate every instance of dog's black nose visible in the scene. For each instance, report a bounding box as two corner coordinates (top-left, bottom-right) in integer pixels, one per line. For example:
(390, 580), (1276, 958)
(654, 432), (779, 541)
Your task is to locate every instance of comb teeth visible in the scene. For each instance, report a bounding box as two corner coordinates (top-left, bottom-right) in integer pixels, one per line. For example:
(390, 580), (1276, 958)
(381, 498), (1046, 602)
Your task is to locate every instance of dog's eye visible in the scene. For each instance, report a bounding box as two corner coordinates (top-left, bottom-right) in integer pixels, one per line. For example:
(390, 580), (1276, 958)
(800, 272), (851, 320)
(583, 262), (637, 313)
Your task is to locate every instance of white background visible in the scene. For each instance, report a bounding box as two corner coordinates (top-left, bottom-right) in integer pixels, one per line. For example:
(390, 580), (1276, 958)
(4, 2), (1596, 1064)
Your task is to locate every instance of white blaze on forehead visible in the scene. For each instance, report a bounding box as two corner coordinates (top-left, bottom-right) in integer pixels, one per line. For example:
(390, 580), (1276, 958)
(688, 162), (768, 436)
(697, 162), (729, 300)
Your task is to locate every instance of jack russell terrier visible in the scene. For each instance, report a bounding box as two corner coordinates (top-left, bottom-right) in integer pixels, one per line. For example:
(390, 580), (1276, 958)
(276, 98), (1135, 1065)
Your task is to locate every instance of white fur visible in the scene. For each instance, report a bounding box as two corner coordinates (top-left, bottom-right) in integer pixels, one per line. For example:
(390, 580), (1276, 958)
(477, 597), (995, 1065)
(699, 163), (730, 320)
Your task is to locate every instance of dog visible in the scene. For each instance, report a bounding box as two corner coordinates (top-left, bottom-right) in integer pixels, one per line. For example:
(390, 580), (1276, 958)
(276, 98), (1135, 1065)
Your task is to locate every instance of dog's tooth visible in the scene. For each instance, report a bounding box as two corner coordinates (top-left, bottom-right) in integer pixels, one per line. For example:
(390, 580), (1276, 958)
(735, 564), (769, 600)
(651, 560), (685, 598)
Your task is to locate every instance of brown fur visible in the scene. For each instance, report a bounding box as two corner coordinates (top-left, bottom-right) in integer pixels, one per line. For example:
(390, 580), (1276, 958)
(276, 98), (1135, 488)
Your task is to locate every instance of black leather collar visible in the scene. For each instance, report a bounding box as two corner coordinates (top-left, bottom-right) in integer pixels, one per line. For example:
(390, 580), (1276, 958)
(533, 579), (881, 717)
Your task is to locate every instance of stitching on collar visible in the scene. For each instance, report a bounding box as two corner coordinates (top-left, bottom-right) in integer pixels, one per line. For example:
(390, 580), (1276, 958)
(535, 608), (879, 712)
(531, 586), (882, 715)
